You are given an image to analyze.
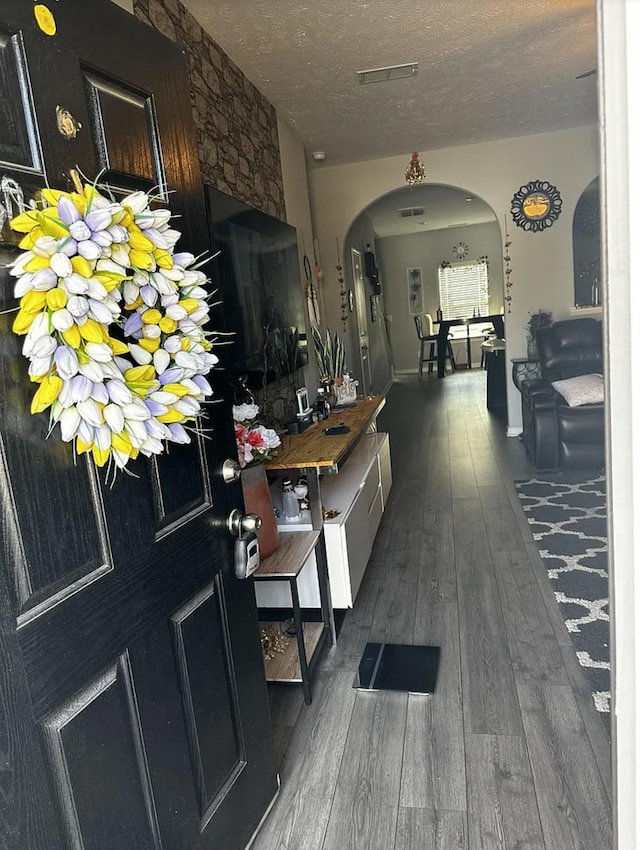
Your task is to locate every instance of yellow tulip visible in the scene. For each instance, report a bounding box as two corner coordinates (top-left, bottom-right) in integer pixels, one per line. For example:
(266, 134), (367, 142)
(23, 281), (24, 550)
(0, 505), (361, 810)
(62, 325), (82, 348)
(124, 365), (156, 383)
(112, 432), (134, 454)
(13, 309), (36, 335)
(181, 337), (191, 351)
(159, 317), (178, 334)
(76, 438), (93, 455)
(125, 295), (143, 311)
(154, 249), (173, 270)
(108, 337), (129, 355)
(158, 409), (187, 423)
(129, 249), (153, 270)
(21, 290), (47, 313)
(178, 299), (199, 314)
(92, 445), (110, 467)
(10, 210), (40, 233)
(162, 382), (190, 397)
(71, 256), (93, 278)
(139, 337), (160, 353)
(24, 255), (51, 273)
(45, 288), (67, 310)
(72, 193), (87, 214)
(79, 319), (108, 343)
(141, 309), (161, 325)
(41, 188), (65, 207)
(30, 374), (63, 414)
(128, 230), (154, 252)
(120, 211), (133, 228)
(36, 211), (68, 238)
(95, 272), (126, 292)
(19, 232), (37, 250)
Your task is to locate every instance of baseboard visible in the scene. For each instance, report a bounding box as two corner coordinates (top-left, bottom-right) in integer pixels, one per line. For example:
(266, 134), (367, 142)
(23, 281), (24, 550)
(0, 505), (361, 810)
(394, 368), (419, 376)
(507, 426), (523, 437)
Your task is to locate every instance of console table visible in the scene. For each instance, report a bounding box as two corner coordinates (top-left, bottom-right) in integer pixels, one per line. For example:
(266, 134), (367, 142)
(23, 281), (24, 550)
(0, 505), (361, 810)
(256, 394), (388, 702)
(436, 314), (505, 377)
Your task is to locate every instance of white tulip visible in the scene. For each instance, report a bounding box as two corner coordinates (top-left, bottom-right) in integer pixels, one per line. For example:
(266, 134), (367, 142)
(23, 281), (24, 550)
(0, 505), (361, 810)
(50, 252), (72, 278)
(77, 398), (103, 427)
(142, 324), (160, 340)
(104, 403), (125, 433)
(163, 335), (181, 354)
(14, 273), (34, 297)
(51, 308), (73, 332)
(31, 335), (57, 358)
(107, 380), (132, 405)
(88, 300), (113, 324)
(78, 359), (105, 383)
(145, 418), (170, 440)
(149, 390), (178, 405)
(86, 278), (108, 300)
(128, 344), (152, 365)
(85, 342), (112, 363)
(123, 400), (150, 421)
(166, 304), (187, 321)
(69, 221), (91, 241)
(90, 382), (109, 405)
(32, 236), (59, 257)
(121, 191), (148, 214)
(65, 273), (89, 294)
(77, 420), (95, 445)
(94, 424), (112, 451)
(60, 407), (81, 442)
(28, 355), (53, 377)
(153, 349), (170, 374)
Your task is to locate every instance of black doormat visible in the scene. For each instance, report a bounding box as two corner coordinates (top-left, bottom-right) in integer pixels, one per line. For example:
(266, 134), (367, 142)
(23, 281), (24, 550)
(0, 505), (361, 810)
(515, 475), (609, 729)
(354, 642), (440, 694)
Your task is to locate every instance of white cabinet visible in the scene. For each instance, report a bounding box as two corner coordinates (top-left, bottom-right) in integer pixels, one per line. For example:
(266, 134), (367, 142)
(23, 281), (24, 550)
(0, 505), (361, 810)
(253, 431), (392, 611)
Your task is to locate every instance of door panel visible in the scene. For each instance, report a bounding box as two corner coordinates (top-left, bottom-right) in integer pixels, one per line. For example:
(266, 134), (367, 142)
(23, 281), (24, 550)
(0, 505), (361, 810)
(0, 2), (277, 848)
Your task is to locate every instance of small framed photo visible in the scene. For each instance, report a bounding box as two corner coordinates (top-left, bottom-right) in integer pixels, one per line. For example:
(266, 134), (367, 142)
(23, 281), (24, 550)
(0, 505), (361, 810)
(407, 267), (424, 315)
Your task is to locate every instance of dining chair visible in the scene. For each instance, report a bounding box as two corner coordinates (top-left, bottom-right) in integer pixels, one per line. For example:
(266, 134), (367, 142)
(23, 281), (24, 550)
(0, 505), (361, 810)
(414, 314), (456, 378)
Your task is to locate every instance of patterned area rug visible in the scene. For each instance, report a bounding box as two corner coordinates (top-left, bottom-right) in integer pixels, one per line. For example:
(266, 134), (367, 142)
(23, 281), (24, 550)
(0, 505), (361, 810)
(514, 476), (609, 725)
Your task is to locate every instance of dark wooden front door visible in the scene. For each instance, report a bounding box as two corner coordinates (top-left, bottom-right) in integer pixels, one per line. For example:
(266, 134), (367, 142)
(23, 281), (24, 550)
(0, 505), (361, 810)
(0, 2), (277, 848)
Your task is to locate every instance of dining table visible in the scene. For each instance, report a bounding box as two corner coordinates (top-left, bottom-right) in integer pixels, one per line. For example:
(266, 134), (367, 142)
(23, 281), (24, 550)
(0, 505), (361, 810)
(435, 313), (505, 378)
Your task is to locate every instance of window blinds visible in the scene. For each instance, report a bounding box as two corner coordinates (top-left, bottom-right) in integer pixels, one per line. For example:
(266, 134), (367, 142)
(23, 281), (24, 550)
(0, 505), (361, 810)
(438, 262), (489, 320)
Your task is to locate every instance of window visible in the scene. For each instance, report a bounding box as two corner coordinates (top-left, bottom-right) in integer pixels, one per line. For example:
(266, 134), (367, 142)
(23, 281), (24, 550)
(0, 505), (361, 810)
(438, 261), (489, 320)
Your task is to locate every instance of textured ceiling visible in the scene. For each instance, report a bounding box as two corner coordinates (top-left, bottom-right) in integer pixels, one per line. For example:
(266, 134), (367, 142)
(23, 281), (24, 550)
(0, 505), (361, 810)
(365, 184), (496, 238)
(183, 0), (597, 167)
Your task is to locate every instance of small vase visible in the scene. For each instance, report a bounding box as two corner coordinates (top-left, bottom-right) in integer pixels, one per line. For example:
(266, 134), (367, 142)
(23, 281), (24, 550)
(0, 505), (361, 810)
(526, 334), (538, 361)
(241, 463), (280, 559)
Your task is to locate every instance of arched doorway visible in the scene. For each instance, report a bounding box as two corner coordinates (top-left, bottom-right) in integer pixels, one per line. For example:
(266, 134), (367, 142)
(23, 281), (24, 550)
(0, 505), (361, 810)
(344, 184), (503, 388)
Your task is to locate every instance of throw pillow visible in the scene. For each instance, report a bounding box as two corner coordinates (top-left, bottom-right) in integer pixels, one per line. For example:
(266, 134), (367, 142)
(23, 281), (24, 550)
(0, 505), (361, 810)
(551, 373), (604, 407)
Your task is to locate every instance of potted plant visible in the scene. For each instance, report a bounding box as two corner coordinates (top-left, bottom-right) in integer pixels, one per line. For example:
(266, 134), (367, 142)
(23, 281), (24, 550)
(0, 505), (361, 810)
(525, 310), (553, 360)
(312, 326), (346, 405)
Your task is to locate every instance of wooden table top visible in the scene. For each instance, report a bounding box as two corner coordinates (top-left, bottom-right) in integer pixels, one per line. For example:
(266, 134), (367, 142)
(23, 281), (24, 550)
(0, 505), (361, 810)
(265, 394), (386, 472)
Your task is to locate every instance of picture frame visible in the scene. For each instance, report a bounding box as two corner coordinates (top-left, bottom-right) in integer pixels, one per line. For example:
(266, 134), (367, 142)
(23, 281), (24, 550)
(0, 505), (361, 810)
(407, 267), (424, 315)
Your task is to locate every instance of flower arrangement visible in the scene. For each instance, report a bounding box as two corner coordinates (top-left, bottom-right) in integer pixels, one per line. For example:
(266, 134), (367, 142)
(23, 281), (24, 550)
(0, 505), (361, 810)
(233, 403), (281, 468)
(526, 309), (553, 339)
(8, 181), (217, 472)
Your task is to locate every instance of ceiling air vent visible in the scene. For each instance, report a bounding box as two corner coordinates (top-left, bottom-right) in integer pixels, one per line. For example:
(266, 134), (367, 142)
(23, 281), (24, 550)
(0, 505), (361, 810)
(358, 63), (418, 85)
(398, 206), (424, 219)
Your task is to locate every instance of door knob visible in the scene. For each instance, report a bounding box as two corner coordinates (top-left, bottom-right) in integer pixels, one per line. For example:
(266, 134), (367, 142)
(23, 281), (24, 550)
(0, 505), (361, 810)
(221, 458), (241, 484)
(227, 508), (262, 538)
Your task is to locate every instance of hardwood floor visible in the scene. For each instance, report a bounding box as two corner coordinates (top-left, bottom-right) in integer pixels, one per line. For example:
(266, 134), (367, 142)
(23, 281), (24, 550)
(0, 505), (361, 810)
(252, 372), (612, 850)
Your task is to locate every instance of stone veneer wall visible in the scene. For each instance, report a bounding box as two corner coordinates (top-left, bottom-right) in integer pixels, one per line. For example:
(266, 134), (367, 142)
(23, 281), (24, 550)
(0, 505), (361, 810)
(133, 0), (286, 220)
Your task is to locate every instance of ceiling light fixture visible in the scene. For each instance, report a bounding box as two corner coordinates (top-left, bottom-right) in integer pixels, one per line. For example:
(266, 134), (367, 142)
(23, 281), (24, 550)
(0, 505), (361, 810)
(311, 150), (326, 161)
(357, 62), (418, 85)
(405, 152), (426, 186)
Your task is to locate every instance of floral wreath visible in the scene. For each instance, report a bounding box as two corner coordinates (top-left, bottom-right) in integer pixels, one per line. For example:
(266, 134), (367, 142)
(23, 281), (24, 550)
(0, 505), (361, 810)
(8, 180), (217, 473)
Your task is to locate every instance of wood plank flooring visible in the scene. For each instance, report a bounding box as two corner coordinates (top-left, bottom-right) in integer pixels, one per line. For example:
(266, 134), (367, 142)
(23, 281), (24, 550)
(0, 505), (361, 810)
(252, 372), (612, 850)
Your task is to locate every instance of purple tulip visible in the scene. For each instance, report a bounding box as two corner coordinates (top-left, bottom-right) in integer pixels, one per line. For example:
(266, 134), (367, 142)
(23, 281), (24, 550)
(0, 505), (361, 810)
(159, 367), (185, 385)
(57, 196), (81, 225)
(144, 399), (167, 417)
(85, 209), (113, 232)
(54, 346), (79, 380)
(123, 313), (144, 336)
(167, 423), (190, 444)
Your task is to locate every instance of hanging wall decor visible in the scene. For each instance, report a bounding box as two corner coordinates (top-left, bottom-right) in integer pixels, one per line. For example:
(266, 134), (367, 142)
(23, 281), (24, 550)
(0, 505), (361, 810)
(407, 267), (424, 314)
(453, 242), (469, 259)
(9, 179), (217, 473)
(511, 180), (562, 232)
(503, 215), (514, 313)
(336, 237), (348, 329)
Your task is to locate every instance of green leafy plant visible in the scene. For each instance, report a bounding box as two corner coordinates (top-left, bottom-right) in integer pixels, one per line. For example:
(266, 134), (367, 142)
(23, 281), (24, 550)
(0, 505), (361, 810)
(312, 326), (345, 379)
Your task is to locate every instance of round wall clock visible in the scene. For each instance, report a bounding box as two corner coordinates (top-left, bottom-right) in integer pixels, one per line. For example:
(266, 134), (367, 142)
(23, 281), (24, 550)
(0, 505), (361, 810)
(511, 180), (563, 232)
(453, 242), (469, 259)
